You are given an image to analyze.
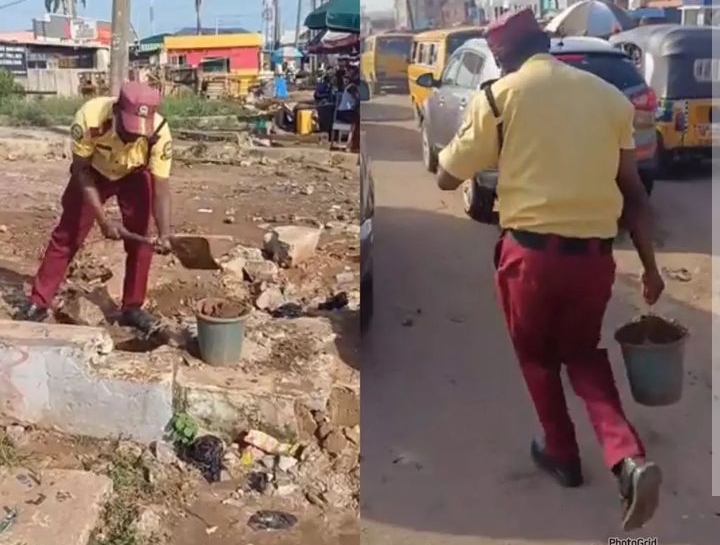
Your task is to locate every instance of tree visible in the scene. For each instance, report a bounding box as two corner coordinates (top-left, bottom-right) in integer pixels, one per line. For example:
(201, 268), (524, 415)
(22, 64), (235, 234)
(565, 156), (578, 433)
(44, 0), (85, 14)
(195, 0), (202, 35)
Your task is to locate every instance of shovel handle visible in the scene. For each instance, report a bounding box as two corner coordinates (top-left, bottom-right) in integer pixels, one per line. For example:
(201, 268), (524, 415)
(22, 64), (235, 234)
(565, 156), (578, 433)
(119, 229), (153, 245)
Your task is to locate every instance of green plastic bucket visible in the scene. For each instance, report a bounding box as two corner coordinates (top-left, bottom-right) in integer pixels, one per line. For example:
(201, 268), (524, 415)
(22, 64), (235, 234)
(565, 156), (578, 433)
(614, 316), (688, 407)
(195, 298), (250, 367)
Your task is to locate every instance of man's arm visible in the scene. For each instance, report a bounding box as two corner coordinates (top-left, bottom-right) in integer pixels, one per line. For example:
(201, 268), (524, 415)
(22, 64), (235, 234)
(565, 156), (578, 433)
(69, 110), (106, 225)
(436, 92), (500, 191)
(148, 124), (173, 237)
(615, 100), (663, 303)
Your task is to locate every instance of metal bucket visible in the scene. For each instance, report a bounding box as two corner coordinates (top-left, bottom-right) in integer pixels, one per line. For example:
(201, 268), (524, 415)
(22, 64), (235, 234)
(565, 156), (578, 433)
(195, 298), (250, 367)
(614, 316), (688, 407)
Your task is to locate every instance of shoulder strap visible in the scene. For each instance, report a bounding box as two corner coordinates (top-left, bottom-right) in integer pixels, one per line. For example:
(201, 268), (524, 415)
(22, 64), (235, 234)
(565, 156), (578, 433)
(480, 79), (503, 154)
(148, 118), (167, 148)
(142, 118), (168, 169)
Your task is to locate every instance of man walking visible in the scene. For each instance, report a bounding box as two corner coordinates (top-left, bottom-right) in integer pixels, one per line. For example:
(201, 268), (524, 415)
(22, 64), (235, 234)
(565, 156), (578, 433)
(436, 9), (665, 531)
(14, 81), (174, 335)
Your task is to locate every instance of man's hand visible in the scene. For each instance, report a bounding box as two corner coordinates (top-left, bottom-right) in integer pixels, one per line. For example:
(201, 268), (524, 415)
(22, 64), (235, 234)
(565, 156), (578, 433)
(152, 235), (172, 255)
(642, 268), (664, 305)
(99, 219), (123, 240)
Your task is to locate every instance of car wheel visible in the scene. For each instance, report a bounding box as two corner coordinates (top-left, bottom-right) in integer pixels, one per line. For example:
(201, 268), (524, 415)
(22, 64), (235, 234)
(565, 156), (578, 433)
(360, 272), (373, 335)
(421, 123), (438, 173)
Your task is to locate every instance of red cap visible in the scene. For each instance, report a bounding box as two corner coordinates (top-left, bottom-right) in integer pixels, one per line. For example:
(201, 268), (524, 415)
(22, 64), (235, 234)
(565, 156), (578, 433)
(117, 81), (161, 136)
(486, 8), (544, 58)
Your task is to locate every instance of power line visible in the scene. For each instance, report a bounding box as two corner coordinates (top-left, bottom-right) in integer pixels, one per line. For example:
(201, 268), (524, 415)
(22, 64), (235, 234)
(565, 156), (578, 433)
(0, 0), (30, 11)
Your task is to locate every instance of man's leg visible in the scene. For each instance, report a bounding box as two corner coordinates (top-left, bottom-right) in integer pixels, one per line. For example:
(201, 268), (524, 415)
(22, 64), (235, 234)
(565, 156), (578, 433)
(116, 169), (157, 334)
(20, 172), (110, 319)
(495, 236), (582, 486)
(556, 250), (660, 530)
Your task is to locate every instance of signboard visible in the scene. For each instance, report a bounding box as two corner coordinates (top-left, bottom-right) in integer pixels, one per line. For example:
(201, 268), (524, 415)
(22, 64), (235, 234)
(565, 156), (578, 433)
(70, 18), (98, 41)
(0, 43), (27, 75)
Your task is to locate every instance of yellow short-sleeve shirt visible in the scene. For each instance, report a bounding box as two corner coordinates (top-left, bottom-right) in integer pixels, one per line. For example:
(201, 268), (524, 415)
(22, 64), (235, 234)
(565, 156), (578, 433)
(438, 54), (635, 239)
(71, 96), (173, 181)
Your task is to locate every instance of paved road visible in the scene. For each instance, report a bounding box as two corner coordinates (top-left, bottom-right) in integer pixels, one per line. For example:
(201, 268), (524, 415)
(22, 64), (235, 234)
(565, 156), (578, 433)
(361, 94), (719, 545)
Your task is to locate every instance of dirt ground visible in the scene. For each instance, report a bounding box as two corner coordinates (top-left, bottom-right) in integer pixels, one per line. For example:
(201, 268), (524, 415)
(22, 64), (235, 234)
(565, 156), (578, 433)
(0, 132), (360, 544)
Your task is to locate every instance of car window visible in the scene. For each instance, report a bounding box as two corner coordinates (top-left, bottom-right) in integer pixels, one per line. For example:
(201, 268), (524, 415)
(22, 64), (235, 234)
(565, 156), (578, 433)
(441, 54), (462, 85)
(455, 51), (484, 88)
(429, 44), (437, 66)
(555, 53), (645, 90)
(377, 37), (412, 57)
(445, 30), (485, 58)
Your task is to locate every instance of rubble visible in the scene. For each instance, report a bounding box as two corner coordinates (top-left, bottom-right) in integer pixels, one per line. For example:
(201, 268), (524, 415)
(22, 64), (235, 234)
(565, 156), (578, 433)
(255, 285), (286, 311)
(263, 225), (322, 267)
(55, 293), (106, 326)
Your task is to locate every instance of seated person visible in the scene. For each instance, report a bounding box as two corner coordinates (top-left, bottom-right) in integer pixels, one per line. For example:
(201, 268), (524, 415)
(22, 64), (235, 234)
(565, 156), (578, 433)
(336, 78), (359, 124)
(314, 76), (333, 102)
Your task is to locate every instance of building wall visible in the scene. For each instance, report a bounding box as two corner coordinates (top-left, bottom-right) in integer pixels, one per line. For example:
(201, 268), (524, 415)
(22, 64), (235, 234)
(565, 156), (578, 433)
(17, 68), (86, 96)
(167, 47), (260, 71)
(441, 0), (471, 25)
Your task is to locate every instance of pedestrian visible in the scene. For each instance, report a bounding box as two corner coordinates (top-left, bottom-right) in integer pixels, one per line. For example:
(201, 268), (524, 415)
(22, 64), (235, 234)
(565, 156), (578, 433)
(435, 9), (665, 531)
(13, 81), (174, 335)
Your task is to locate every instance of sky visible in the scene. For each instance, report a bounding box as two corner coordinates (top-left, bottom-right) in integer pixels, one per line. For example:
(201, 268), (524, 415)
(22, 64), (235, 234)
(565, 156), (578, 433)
(0, 0), (313, 37)
(362, 0), (393, 13)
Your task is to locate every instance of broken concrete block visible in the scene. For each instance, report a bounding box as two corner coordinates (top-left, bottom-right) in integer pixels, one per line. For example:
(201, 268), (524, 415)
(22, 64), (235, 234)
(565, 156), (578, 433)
(56, 294), (106, 327)
(0, 467), (112, 545)
(327, 386), (360, 428)
(322, 428), (347, 457)
(255, 286), (285, 311)
(263, 226), (321, 267)
(243, 259), (279, 283)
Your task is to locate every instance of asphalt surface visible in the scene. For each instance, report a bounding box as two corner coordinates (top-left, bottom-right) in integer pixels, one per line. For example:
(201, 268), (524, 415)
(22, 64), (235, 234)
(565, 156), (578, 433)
(361, 94), (719, 545)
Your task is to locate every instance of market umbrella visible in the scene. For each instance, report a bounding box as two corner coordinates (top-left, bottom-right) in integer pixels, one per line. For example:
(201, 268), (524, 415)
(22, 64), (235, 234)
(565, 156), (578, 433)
(305, 29), (359, 54)
(271, 46), (303, 64)
(304, 0), (360, 33)
(545, 0), (636, 38)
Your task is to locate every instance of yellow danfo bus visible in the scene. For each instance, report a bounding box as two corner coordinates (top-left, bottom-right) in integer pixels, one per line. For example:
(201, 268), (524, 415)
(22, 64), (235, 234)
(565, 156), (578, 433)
(407, 26), (486, 124)
(361, 31), (415, 94)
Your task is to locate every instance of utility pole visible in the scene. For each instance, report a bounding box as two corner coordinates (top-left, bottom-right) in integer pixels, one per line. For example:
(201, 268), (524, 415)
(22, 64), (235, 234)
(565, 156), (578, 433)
(109, 0), (131, 95)
(294, 0), (302, 47)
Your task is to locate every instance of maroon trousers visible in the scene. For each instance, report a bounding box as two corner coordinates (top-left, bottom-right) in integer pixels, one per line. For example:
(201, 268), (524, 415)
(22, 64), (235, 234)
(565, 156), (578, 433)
(495, 233), (644, 469)
(30, 168), (154, 310)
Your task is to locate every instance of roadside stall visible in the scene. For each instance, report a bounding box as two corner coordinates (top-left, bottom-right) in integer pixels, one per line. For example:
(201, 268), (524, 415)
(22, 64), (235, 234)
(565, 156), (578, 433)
(299, 0), (361, 151)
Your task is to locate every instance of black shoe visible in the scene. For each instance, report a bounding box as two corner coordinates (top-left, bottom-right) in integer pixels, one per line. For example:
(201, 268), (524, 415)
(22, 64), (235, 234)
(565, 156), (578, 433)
(531, 438), (583, 488)
(13, 303), (49, 323)
(119, 306), (161, 336)
(614, 458), (662, 531)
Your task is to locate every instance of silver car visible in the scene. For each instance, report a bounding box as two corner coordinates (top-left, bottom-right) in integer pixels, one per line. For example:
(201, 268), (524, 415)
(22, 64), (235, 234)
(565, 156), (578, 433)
(416, 36), (658, 212)
(360, 131), (374, 333)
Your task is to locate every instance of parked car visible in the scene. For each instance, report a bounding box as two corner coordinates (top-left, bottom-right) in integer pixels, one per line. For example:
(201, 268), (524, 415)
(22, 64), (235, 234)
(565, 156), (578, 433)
(416, 36), (658, 221)
(360, 131), (374, 333)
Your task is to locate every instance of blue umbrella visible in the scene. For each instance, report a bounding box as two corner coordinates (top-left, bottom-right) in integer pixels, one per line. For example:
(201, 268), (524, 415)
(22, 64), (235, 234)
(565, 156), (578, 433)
(272, 46), (303, 64)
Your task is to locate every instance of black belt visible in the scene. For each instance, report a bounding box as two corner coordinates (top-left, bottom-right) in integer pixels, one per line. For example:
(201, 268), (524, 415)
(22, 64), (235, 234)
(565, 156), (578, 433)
(507, 229), (613, 255)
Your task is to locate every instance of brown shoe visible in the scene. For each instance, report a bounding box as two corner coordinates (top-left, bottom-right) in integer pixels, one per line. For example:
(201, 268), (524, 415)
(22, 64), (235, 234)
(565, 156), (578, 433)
(615, 458), (662, 531)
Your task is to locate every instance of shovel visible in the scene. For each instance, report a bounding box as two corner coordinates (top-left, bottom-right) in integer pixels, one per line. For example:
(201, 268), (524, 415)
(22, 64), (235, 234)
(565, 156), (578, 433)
(119, 230), (234, 270)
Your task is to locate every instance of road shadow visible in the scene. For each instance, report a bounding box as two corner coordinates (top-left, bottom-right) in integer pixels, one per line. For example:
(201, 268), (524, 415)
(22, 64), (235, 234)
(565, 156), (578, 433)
(359, 122), (421, 164)
(361, 101), (416, 123)
(361, 205), (718, 543)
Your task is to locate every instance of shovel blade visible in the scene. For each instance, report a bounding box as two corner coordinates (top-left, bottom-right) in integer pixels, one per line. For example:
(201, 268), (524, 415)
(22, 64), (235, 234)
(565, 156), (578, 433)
(170, 234), (234, 270)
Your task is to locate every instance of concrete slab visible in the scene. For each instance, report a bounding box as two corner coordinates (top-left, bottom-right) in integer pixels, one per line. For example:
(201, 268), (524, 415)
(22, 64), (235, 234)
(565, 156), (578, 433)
(176, 315), (358, 439)
(0, 467), (112, 545)
(0, 321), (174, 443)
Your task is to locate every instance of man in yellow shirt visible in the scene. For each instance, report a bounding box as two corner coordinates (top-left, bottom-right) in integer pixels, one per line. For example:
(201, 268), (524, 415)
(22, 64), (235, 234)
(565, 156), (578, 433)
(436, 9), (665, 531)
(14, 82), (173, 335)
